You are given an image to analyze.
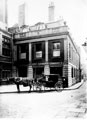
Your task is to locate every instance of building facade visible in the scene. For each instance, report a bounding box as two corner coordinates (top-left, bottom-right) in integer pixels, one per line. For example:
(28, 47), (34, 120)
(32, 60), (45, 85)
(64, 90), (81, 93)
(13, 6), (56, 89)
(12, 20), (80, 87)
(0, 28), (13, 84)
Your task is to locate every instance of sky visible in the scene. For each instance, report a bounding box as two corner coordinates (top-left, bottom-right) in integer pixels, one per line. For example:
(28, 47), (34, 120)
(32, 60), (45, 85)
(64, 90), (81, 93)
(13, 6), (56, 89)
(7, 0), (87, 63)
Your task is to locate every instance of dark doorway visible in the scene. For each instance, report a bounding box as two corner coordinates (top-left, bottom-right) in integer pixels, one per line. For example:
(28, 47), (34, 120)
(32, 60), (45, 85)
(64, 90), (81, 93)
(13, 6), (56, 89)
(18, 66), (27, 77)
(50, 67), (62, 76)
(33, 67), (44, 78)
(50, 67), (62, 83)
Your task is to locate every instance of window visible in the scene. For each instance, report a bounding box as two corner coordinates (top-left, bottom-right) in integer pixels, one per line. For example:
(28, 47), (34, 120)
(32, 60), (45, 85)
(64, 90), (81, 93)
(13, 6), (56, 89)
(19, 44), (27, 59)
(71, 67), (73, 78)
(20, 45), (26, 53)
(69, 43), (71, 59)
(2, 70), (11, 79)
(2, 36), (10, 49)
(53, 42), (60, 57)
(35, 43), (42, 59)
(2, 48), (11, 56)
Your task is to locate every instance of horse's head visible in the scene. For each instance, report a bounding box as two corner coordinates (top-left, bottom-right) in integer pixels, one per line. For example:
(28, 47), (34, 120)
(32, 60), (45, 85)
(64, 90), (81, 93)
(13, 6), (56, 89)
(7, 77), (15, 84)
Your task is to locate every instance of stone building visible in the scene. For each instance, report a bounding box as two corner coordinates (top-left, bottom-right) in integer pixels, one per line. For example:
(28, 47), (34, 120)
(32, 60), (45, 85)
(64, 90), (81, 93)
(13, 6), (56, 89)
(0, 1), (81, 87)
(12, 19), (81, 87)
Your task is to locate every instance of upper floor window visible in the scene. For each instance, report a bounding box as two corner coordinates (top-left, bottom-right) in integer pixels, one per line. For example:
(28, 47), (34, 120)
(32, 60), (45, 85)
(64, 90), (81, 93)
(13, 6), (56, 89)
(19, 44), (27, 59)
(69, 43), (71, 59)
(53, 42), (60, 57)
(2, 36), (10, 43)
(2, 36), (11, 49)
(20, 44), (26, 53)
(71, 67), (73, 78)
(35, 43), (42, 59)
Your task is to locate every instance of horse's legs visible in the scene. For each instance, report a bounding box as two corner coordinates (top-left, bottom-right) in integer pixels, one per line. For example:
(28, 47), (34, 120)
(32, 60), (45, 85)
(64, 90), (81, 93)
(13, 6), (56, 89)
(29, 85), (32, 92)
(16, 83), (20, 93)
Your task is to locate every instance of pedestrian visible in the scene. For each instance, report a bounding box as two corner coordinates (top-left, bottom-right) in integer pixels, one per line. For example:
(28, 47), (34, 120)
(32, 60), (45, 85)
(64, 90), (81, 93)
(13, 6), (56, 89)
(15, 77), (20, 93)
(58, 75), (63, 88)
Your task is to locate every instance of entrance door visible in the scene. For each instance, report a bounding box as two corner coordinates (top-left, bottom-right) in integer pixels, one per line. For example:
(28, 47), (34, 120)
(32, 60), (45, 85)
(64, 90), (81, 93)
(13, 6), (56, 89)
(18, 66), (27, 77)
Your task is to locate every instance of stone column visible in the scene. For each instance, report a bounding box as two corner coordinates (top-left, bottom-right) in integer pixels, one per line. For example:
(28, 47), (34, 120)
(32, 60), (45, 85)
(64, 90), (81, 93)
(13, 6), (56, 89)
(44, 41), (50, 81)
(27, 43), (33, 79)
(29, 43), (32, 63)
(44, 65), (50, 75)
(27, 65), (33, 79)
(45, 40), (48, 62)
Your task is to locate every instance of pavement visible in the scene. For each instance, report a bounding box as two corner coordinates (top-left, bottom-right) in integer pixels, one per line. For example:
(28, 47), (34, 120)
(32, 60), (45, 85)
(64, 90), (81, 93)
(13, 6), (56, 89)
(63, 79), (84, 90)
(0, 79), (84, 93)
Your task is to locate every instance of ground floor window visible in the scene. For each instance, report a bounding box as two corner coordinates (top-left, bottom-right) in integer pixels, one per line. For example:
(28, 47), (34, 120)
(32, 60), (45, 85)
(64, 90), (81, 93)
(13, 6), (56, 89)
(2, 70), (11, 80)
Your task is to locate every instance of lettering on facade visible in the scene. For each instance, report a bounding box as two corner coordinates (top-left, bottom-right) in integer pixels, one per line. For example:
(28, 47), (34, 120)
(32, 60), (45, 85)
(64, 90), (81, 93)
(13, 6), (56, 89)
(20, 33), (26, 38)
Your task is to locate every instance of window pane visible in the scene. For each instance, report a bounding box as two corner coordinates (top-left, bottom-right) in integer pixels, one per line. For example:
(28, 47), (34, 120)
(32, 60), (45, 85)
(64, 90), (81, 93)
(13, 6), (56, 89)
(36, 51), (42, 58)
(35, 43), (42, 58)
(53, 50), (60, 57)
(53, 43), (60, 50)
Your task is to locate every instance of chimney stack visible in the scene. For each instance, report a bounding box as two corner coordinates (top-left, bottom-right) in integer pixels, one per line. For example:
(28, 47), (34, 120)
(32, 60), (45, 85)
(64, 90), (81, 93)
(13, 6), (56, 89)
(48, 2), (55, 22)
(18, 3), (27, 27)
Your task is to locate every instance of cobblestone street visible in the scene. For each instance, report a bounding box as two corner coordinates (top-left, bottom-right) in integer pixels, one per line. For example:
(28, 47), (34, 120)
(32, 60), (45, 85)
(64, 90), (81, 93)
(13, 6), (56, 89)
(0, 81), (87, 120)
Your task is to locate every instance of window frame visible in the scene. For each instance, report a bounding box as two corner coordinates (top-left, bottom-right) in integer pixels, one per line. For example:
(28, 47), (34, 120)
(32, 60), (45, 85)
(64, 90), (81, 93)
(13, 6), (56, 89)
(35, 43), (42, 59)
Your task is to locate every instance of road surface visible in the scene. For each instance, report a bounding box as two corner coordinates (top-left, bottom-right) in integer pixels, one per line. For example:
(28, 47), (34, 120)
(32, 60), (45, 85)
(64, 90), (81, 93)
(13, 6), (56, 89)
(0, 80), (87, 120)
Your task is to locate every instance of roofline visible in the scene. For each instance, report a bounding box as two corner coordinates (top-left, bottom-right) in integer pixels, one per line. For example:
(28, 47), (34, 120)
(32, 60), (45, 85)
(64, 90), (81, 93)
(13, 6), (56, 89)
(68, 33), (80, 57)
(0, 28), (12, 36)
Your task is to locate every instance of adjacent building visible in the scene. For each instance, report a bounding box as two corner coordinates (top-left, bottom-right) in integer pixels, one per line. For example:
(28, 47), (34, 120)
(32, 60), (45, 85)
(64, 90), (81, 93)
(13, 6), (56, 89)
(0, 28), (13, 84)
(0, 0), (13, 84)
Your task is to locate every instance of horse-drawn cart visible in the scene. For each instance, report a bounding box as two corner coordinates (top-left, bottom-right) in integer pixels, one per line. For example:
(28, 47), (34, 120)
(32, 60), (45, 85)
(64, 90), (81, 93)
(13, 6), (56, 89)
(8, 74), (64, 92)
(37, 74), (63, 91)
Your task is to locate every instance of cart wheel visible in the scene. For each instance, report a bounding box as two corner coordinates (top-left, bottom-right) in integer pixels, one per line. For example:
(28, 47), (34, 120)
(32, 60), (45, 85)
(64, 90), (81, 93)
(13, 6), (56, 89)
(55, 83), (63, 91)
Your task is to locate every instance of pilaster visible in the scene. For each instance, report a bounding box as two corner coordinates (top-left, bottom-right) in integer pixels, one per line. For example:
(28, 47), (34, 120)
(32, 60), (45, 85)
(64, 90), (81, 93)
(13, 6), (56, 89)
(27, 65), (33, 79)
(12, 66), (18, 77)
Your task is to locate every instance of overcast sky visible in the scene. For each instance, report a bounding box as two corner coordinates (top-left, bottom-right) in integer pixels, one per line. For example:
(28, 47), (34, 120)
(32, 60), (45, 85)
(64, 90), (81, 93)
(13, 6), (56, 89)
(8, 0), (87, 47)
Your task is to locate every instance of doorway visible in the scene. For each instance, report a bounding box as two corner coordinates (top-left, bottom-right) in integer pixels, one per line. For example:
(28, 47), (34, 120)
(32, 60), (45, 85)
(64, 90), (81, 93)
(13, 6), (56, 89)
(18, 66), (27, 77)
(33, 67), (44, 78)
(50, 67), (62, 76)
